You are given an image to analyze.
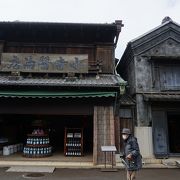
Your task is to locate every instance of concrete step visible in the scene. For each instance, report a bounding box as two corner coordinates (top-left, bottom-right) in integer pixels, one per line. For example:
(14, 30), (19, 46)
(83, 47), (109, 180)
(116, 154), (162, 165)
(162, 158), (180, 167)
(175, 160), (180, 168)
(115, 154), (180, 169)
(143, 158), (162, 164)
(0, 160), (94, 168)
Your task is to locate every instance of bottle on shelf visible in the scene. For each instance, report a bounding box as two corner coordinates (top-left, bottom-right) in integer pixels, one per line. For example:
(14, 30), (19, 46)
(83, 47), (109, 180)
(23, 131), (52, 158)
(64, 128), (83, 157)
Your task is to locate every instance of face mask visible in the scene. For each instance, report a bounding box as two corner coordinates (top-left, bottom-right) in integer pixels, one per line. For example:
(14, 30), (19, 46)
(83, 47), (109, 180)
(122, 134), (128, 140)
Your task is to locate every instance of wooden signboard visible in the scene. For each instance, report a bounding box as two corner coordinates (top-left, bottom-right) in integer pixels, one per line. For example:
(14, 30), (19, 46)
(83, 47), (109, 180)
(0, 53), (88, 73)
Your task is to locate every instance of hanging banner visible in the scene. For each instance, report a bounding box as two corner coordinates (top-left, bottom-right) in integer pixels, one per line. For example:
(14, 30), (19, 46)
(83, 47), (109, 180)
(0, 53), (88, 73)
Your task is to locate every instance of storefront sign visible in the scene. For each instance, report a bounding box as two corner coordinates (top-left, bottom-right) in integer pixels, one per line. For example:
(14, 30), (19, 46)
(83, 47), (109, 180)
(0, 53), (88, 73)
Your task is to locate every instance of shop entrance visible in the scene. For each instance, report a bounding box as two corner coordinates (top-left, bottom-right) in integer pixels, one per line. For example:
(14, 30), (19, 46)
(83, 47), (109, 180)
(167, 113), (180, 154)
(0, 114), (93, 160)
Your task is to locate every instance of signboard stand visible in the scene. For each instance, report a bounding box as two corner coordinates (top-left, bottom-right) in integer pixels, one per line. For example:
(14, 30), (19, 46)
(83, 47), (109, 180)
(101, 146), (118, 172)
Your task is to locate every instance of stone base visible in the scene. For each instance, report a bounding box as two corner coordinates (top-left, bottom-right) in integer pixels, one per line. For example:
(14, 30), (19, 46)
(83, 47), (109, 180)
(101, 168), (118, 172)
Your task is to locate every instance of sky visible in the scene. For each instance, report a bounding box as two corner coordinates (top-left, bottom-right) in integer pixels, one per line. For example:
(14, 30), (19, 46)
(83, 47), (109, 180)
(0, 0), (180, 59)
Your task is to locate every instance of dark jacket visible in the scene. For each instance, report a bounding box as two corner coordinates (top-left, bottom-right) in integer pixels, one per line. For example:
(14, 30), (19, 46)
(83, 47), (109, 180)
(123, 135), (142, 171)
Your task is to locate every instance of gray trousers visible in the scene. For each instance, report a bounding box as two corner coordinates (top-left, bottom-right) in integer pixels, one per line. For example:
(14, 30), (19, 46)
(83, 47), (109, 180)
(127, 171), (136, 180)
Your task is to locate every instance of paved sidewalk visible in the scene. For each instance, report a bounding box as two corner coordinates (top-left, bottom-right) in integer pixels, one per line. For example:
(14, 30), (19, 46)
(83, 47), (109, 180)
(0, 167), (180, 180)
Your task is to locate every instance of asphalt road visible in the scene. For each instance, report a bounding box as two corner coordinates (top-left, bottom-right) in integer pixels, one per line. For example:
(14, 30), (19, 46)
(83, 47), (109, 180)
(0, 168), (179, 180)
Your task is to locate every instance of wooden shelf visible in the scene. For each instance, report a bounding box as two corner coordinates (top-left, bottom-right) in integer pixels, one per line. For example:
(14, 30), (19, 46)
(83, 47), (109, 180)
(64, 128), (83, 156)
(23, 153), (52, 158)
(25, 144), (51, 148)
(27, 134), (49, 137)
(23, 134), (52, 158)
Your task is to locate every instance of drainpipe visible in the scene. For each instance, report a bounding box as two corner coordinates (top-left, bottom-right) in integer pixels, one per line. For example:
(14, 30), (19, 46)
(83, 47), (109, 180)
(114, 20), (124, 75)
(114, 20), (124, 48)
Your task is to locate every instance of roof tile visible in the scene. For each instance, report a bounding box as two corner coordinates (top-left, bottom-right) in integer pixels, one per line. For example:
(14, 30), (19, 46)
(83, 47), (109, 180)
(0, 74), (121, 87)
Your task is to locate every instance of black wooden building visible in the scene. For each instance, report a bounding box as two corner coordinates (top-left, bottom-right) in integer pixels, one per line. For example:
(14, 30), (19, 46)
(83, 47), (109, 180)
(0, 20), (123, 165)
(119, 17), (180, 159)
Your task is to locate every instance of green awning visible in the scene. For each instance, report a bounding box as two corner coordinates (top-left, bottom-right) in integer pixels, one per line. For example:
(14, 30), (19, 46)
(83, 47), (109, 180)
(0, 91), (117, 99)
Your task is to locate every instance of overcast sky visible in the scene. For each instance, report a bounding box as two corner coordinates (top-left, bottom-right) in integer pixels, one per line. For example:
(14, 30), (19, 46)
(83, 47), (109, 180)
(1, 0), (180, 58)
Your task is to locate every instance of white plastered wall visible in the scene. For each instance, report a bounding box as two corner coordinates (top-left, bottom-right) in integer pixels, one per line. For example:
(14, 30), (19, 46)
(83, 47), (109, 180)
(135, 127), (154, 158)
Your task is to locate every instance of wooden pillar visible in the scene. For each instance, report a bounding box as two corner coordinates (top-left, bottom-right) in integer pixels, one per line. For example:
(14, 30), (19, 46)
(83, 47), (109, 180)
(93, 106), (115, 165)
(93, 106), (98, 165)
(114, 116), (120, 152)
(0, 40), (4, 55)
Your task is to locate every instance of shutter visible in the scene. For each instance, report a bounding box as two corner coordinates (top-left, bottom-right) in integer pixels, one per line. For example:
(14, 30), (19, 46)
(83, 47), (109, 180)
(159, 66), (166, 89)
(152, 111), (169, 158)
(166, 67), (174, 87)
(160, 66), (173, 89)
(96, 47), (114, 73)
(173, 66), (180, 87)
(160, 65), (180, 90)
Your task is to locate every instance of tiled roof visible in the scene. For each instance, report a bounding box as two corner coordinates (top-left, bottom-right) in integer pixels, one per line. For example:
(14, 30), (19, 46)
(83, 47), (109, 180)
(0, 21), (120, 45)
(0, 74), (121, 88)
(120, 94), (136, 105)
(144, 93), (180, 101)
(130, 18), (180, 44)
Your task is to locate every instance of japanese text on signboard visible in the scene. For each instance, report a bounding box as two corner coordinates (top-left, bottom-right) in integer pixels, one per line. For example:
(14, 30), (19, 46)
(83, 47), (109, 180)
(0, 53), (88, 73)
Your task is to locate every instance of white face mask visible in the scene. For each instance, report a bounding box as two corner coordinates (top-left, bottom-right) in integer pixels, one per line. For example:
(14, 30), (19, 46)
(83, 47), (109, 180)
(122, 134), (129, 140)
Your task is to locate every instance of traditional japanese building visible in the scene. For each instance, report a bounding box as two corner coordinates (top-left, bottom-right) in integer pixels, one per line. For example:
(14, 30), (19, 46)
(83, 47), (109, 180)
(119, 17), (180, 160)
(0, 20), (123, 166)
